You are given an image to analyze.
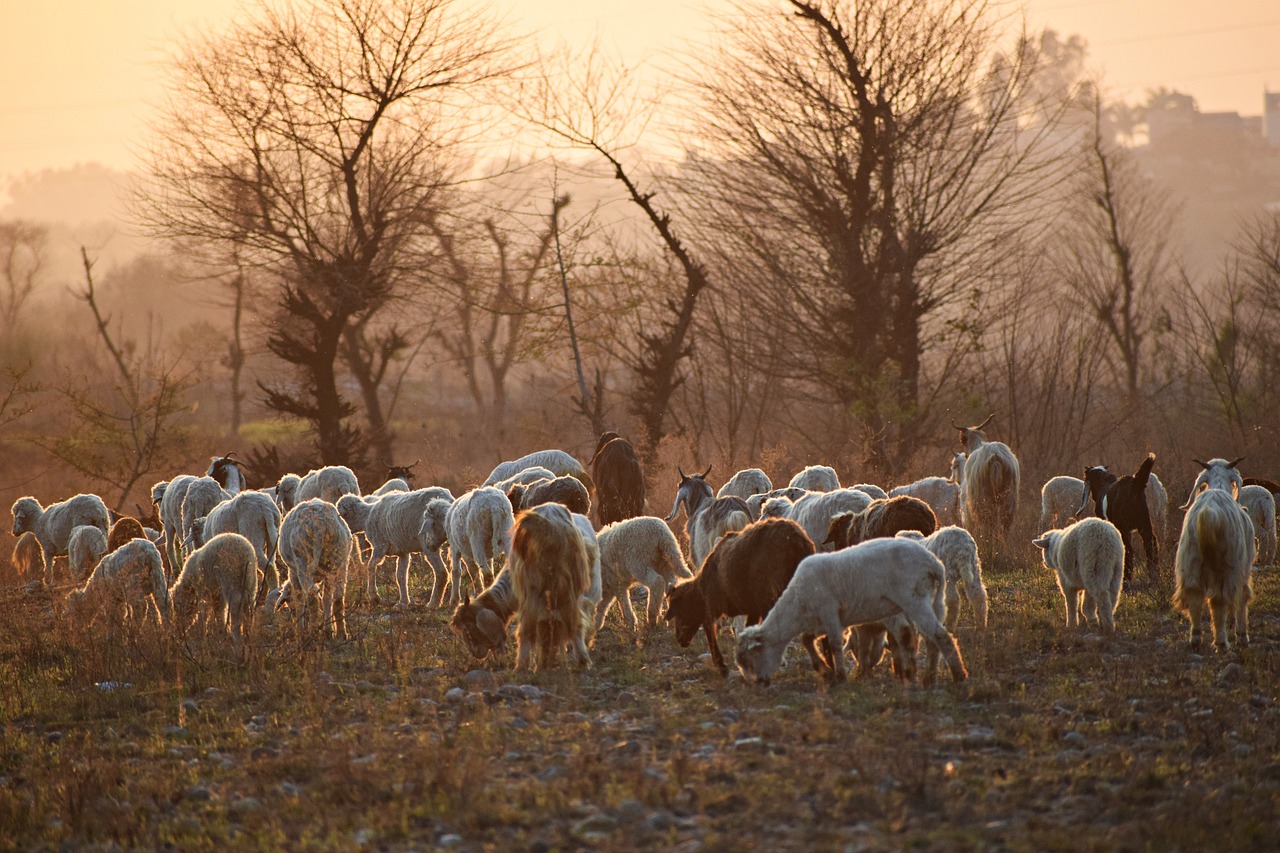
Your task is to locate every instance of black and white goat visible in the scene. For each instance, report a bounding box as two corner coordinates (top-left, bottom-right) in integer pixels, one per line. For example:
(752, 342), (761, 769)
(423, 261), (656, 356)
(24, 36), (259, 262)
(1079, 452), (1159, 583)
(664, 467), (751, 569)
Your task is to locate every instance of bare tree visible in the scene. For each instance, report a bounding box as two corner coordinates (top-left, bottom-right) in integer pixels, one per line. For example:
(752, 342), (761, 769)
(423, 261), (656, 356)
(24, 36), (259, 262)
(0, 220), (46, 334)
(137, 0), (513, 464)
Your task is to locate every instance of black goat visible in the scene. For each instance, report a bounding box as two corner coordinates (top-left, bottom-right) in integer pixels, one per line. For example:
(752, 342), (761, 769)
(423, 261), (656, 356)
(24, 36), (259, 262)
(1079, 452), (1158, 582)
(590, 432), (646, 526)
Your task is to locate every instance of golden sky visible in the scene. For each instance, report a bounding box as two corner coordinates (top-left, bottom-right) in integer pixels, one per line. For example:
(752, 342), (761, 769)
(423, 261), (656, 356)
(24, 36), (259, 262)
(1, 0), (1278, 185)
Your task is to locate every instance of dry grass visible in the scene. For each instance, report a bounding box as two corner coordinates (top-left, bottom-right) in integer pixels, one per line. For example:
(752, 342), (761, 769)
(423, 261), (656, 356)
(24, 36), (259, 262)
(1, 556), (1278, 852)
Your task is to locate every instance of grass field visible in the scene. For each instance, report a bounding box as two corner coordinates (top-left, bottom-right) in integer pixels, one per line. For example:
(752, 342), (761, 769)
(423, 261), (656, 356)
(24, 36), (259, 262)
(2, 557), (1278, 852)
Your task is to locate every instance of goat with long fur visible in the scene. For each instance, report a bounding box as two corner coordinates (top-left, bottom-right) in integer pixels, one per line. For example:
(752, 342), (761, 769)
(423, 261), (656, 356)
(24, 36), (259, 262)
(275, 499), (353, 639)
(1040, 476), (1086, 531)
(450, 568), (517, 661)
(590, 432), (646, 526)
(11, 493), (110, 586)
(482, 450), (592, 492)
(510, 502), (593, 671)
(665, 468), (752, 569)
(824, 496), (937, 550)
(1033, 518), (1125, 633)
(337, 487), (453, 608)
(897, 527), (988, 630)
(67, 525), (108, 581)
(784, 489), (872, 551)
(664, 518), (816, 675)
(890, 476), (961, 527)
(954, 416), (1020, 558)
(718, 468), (773, 501)
(594, 516), (693, 637)
(65, 538), (171, 629)
(789, 465), (841, 492)
(157, 474), (196, 574)
(419, 487), (514, 605)
(10, 531), (44, 586)
(508, 476), (591, 517)
(1174, 483), (1254, 652)
(734, 538), (968, 686)
(1237, 484), (1277, 567)
(170, 532), (258, 652)
(1183, 457), (1246, 507)
(1079, 452), (1159, 582)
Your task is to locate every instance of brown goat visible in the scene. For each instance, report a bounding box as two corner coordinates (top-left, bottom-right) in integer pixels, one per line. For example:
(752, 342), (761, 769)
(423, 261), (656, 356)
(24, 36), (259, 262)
(590, 432), (646, 526)
(508, 476), (592, 517)
(107, 516), (148, 553)
(450, 569), (517, 661)
(510, 503), (593, 671)
(825, 496), (938, 550)
(664, 518), (816, 675)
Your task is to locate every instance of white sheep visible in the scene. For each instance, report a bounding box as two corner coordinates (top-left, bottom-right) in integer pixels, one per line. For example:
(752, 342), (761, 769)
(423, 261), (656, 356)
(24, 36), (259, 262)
(491, 466), (557, 492)
(11, 493), (110, 585)
(190, 490), (283, 591)
(371, 478), (411, 496)
(179, 477), (231, 564)
(954, 417), (1020, 558)
(890, 477), (961, 528)
(745, 487), (808, 519)
(851, 483), (889, 501)
(482, 450), (589, 488)
(419, 487), (514, 605)
(717, 468), (773, 500)
(785, 488), (872, 551)
(1032, 517), (1124, 633)
(170, 531), (258, 651)
(65, 538), (171, 629)
(67, 524), (108, 581)
(1040, 475), (1086, 531)
(277, 466), (361, 511)
(336, 486), (454, 608)
(1174, 485), (1254, 652)
(276, 499), (354, 639)
(157, 474), (196, 572)
(1237, 484), (1276, 568)
(733, 538), (968, 685)
(789, 465), (841, 492)
(594, 516), (693, 637)
(897, 526), (988, 630)
(759, 496), (798, 519)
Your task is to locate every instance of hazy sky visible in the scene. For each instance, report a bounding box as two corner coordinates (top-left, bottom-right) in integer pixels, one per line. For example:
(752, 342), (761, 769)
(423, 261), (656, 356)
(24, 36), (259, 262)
(1, 0), (1278, 188)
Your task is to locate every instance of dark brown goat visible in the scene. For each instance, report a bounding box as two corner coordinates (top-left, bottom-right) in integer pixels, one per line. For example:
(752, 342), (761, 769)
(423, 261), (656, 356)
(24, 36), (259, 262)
(508, 476), (592, 517)
(107, 516), (148, 553)
(824, 496), (938, 550)
(590, 432), (646, 526)
(664, 518), (815, 675)
(1079, 452), (1158, 583)
(385, 459), (421, 484)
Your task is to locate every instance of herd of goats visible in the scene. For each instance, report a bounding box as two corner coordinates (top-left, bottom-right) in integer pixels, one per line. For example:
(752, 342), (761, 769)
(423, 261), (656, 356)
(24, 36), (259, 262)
(6, 417), (1271, 686)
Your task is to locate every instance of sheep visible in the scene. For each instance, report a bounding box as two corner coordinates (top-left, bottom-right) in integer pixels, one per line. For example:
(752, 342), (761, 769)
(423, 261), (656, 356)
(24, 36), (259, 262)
(507, 475), (592, 517)
(664, 518), (817, 675)
(10, 531), (44, 586)
(572, 511), (603, 621)
(851, 484), (889, 501)
(733, 538), (968, 686)
(275, 499), (354, 639)
(1079, 453), (1159, 583)
(590, 432), (646, 526)
(1033, 518), (1125, 633)
(371, 478), (411, 496)
(491, 466), (557, 492)
(717, 468), (773, 501)
(179, 477), (231, 567)
(336, 487), (453, 608)
(824, 496), (937, 550)
(169, 532), (258, 652)
(206, 452), (248, 494)
(789, 465), (841, 492)
(11, 493), (110, 585)
(190, 490), (283, 593)
(953, 415), (1021, 559)
(67, 524), (108, 581)
(784, 488), (872, 551)
(594, 516), (694, 637)
(759, 496), (797, 519)
(419, 487), (514, 605)
(277, 465), (361, 511)
(897, 527), (988, 630)
(65, 538), (171, 629)
(449, 568), (517, 661)
(745, 487), (808, 520)
(1173, 485), (1254, 652)
(890, 477), (961, 527)
(1040, 476), (1087, 531)
(510, 502), (594, 671)
(664, 467), (752, 568)
(107, 516), (148, 553)
(1237, 484), (1276, 568)
(482, 450), (592, 492)
(157, 474), (196, 572)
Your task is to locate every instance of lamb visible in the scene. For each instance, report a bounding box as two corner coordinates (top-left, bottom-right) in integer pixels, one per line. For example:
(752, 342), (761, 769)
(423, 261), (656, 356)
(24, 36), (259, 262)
(890, 477), (961, 527)
(733, 538), (968, 686)
(594, 516), (694, 637)
(1079, 452), (1159, 582)
(190, 490), (283, 592)
(277, 465), (361, 511)
(507, 475), (592, 517)
(1040, 475), (1087, 531)
(1237, 484), (1277, 567)
(64, 538), (171, 629)
(179, 477), (231, 567)
(11, 493), (110, 585)
(717, 468), (773, 501)
(1173, 484), (1254, 652)
(336, 487), (454, 608)
(10, 531), (44, 585)
(169, 531), (259, 652)
(784, 488), (872, 551)
(1033, 518), (1125, 633)
(419, 487), (514, 605)
(953, 416), (1020, 558)
(449, 568), (517, 661)
(590, 432), (646, 526)
(897, 527), (988, 630)
(789, 465), (841, 492)
(107, 516), (148, 553)
(664, 468), (752, 568)
(824, 496), (937, 550)
(67, 524), (108, 581)
(664, 517), (816, 675)
(275, 499), (354, 639)
(206, 452), (248, 493)
(482, 450), (592, 491)
(510, 502), (594, 670)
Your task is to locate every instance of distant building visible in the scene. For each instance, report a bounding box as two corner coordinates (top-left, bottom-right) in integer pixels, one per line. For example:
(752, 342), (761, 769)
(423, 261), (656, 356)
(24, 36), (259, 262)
(1266, 90), (1280, 148)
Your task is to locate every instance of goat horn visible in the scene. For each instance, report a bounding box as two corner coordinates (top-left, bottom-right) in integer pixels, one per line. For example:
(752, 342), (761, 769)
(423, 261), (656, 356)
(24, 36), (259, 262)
(678, 466), (687, 480)
(976, 413), (995, 430)
(699, 465), (713, 479)
(950, 420), (963, 431)
(1229, 456), (1246, 469)
(410, 459), (420, 468)
(1193, 459), (1210, 470)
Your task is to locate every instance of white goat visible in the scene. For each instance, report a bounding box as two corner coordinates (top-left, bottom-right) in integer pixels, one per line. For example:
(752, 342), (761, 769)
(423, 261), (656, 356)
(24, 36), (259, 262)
(733, 538), (968, 685)
(482, 450), (589, 489)
(851, 484), (889, 501)
(890, 477), (961, 528)
(789, 465), (841, 492)
(65, 538), (171, 629)
(897, 526), (988, 630)
(170, 532), (258, 651)
(954, 417), (1021, 557)
(1184, 457), (1245, 507)
(1237, 484), (1276, 568)
(594, 516), (693, 636)
(717, 468), (773, 500)
(785, 489), (872, 551)
(11, 493), (110, 585)
(419, 487), (514, 605)
(1033, 518), (1124, 633)
(664, 470), (751, 568)
(67, 525), (108, 581)
(276, 499), (354, 639)
(157, 474), (196, 572)
(1174, 484), (1254, 652)
(337, 487), (454, 608)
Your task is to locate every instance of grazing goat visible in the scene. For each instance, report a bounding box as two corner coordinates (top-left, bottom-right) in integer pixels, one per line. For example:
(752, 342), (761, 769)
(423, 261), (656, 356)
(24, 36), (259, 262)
(207, 452), (248, 494)
(1033, 518), (1124, 633)
(1079, 453), (1159, 582)
(890, 476), (961, 527)
(450, 568), (517, 661)
(179, 477), (231, 569)
(157, 475), (196, 574)
(107, 516), (148, 553)
(665, 468), (752, 569)
(590, 432), (646, 526)
(507, 475), (592, 517)
(664, 518), (816, 675)
(1238, 484), (1277, 567)
(1040, 476), (1087, 531)
(897, 527), (988, 630)
(65, 538), (171, 629)
(419, 487), (514, 605)
(824, 496), (937, 550)
(10, 532), (44, 585)
(1174, 485), (1254, 652)
(734, 538), (968, 686)
(276, 499), (354, 639)
(718, 468), (773, 501)
(170, 532), (258, 652)
(11, 493), (110, 585)
(67, 525), (108, 581)
(595, 516), (693, 637)
(482, 450), (592, 492)
(510, 502), (593, 671)
(337, 487), (452, 608)
(953, 416), (1020, 559)
(789, 465), (841, 492)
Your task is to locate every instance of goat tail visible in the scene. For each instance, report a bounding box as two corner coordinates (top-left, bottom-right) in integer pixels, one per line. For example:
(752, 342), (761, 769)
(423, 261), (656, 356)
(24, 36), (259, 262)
(1135, 452), (1156, 488)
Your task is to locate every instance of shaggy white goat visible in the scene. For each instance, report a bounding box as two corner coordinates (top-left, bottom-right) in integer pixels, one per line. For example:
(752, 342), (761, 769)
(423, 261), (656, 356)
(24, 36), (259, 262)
(1033, 518), (1124, 633)
(419, 487), (514, 605)
(949, 453), (967, 485)
(1040, 475), (1087, 531)
(717, 468), (773, 501)
(594, 516), (693, 636)
(482, 450), (589, 489)
(337, 487), (454, 608)
(733, 538), (968, 686)
(510, 501), (594, 670)
(1146, 473), (1170, 558)
(954, 417), (1020, 557)
(785, 488), (872, 551)
(890, 477), (962, 528)
(276, 499), (354, 639)
(11, 493), (110, 585)
(788, 465), (841, 493)
(170, 531), (258, 651)
(1237, 484), (1276, 568)
(65, 538), (171, 629)
(190, 490), (282, 590)
(67, 524), (108, 582)
(665, 471), (752, 568)
(897, 526), (988, 630)
(1174, 485), (1254, 651)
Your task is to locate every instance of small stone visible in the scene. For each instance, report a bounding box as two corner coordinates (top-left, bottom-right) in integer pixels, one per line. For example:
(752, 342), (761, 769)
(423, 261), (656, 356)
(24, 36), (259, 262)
(180, 698), (200, 714)
(519, 685), (544, 702)
(464, 669), (497, 689)
(163, 726), (188, 739)
(444, 687), (466, 703)
(202, 687), (222, 699)
(571, 814), (619, 841)
(230, 797), (261, 814)
(186, 786), (214, 803)
(616, 799), (647, 824)
(438, 833), (464, 848)
(647, 811), (677, 831)
(279, 782), (301, 797)
(45, 731), (64, 744)
(508, 717), (530, 730)
(350, 753), (378, 765)
(250, 746), (280, 761)
(1233, 743), (1255, 758)
(1062, 731), (1087, 748)
(733, 737), (765, 750)
(536, 765), (566, 782)
(1216, 663), (1246, 685)
(353, 828), (375, 846)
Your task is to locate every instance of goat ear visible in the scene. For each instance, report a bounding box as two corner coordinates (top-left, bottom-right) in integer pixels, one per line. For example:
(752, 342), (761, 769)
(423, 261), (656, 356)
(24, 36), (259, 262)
(1031, 536), (1050, 550)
